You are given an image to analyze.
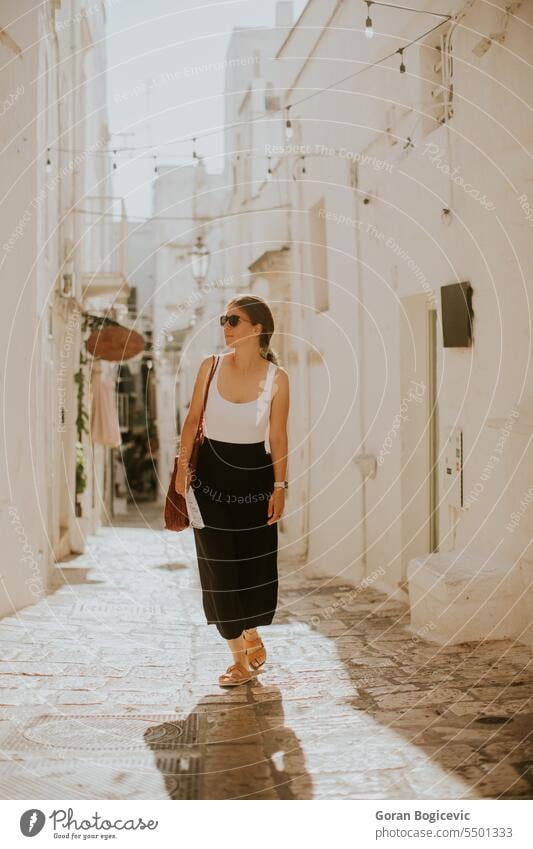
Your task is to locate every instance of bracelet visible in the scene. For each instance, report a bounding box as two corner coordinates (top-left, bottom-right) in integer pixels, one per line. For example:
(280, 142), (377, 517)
(273, 481), (288, 489)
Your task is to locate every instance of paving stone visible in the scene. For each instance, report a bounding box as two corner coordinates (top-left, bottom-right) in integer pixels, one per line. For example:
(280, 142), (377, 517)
(0, 500), (531, 799)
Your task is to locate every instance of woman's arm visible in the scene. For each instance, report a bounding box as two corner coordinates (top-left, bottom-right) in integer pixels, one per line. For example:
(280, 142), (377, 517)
(174, 355), (214, 492)
(267, 367), (290, 523)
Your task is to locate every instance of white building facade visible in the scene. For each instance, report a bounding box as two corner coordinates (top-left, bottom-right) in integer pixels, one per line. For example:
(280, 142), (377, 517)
(0, 0), (124, 617)
(215, 0), (533, 645)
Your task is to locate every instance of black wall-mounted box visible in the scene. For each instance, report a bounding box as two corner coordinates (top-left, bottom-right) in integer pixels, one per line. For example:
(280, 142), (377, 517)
(440, 281), (474, 347)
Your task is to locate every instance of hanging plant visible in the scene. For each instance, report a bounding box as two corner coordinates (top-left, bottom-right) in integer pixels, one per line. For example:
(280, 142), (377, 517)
(75, 440), (87, 495)
(74, 349), (89, 499)
(74, 349), (89, 443)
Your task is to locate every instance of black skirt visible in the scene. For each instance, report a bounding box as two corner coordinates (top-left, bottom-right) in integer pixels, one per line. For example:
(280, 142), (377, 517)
(191, 437), (278, 640)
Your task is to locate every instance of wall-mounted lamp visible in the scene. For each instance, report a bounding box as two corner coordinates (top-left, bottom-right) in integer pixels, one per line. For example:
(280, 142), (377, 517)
(190, 235), (210, 283)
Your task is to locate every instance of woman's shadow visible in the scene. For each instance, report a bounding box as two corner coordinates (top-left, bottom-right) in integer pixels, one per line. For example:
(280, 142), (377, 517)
(144, 682), (312, 799)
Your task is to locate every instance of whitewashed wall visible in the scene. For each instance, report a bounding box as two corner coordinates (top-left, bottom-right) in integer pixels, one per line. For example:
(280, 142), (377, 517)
(0, 0), (113, 616)
(252, 0), (533, 645)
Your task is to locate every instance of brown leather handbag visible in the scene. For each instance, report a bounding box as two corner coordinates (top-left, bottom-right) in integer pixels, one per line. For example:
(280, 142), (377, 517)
(164, 354), (219, 531)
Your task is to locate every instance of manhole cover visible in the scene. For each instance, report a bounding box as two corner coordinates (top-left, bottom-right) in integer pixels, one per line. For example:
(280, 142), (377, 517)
(145, 715), (201, 749)
(21, 713), (202, 751)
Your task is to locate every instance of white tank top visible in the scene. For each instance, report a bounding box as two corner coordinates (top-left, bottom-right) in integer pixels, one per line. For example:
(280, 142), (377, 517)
(203, 352), (277, 452)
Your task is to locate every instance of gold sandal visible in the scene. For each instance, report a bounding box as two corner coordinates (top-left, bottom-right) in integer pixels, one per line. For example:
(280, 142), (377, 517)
(243, 633), (267, 670)
(218, 662), (253, 687)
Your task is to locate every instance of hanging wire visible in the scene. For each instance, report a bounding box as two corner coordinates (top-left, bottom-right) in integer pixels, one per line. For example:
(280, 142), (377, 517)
(73, 203), (291, 223)
(288, 17), (450, 111)
(48, 11), (453, 161)
(364, 0), (450, 18)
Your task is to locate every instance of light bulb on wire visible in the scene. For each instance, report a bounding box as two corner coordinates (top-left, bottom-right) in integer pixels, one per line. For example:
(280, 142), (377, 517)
(285, 107), (293, 139)
(365, 2), (374, 39)
(192, 137), (199, 167)
(46, 148), (52, 173)
(398, 48), (406, 74)
(266, 155), (273, 181)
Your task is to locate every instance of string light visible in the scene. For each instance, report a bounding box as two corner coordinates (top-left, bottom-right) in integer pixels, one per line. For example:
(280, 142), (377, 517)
(154, 154), (158, 175)
(266, 155), (273, 181)
(398, 48), (406, 73)
(112, 149), (117, 170)
(365, 2), (374, 39)
(46, 147), (52, 173)
(287, 18), (449, 113)
(46, 12), (451, 165)
(192, 136), (198, 167)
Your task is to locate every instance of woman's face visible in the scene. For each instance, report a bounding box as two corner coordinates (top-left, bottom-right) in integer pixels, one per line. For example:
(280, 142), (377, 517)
(223, 304), (261, 349)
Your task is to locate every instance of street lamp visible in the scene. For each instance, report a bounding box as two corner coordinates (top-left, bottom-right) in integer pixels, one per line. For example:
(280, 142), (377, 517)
(190, 234), (210, 284)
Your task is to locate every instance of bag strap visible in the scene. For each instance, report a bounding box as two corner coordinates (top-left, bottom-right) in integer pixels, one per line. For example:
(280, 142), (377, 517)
(174, 356), (219, 465)
(197, 354), (218, 431)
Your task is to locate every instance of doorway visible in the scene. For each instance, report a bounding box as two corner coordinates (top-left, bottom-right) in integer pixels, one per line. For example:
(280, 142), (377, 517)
(399, 295), (439, 587)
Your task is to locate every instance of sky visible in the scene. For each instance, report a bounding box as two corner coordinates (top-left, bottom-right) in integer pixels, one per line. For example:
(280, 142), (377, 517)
(106, 0), (307, 220)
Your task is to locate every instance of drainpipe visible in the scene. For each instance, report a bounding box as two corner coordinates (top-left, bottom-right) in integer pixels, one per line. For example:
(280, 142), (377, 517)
(286, 117), (310, 563)
(351, 162), (369, 576)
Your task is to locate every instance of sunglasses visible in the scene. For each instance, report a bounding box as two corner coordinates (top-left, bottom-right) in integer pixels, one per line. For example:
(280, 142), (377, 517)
(219, 314), (253, 327)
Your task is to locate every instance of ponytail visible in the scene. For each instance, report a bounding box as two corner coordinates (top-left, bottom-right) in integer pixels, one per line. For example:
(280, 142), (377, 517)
(260, 342), (279, 365)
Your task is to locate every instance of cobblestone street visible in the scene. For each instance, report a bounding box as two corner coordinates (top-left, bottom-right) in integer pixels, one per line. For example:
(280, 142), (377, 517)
(0, 502), (531, 800)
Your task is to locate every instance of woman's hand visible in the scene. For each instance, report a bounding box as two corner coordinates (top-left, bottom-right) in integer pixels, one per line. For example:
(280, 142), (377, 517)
(267, 488), (285, 524)
(174, 461), (190, 496)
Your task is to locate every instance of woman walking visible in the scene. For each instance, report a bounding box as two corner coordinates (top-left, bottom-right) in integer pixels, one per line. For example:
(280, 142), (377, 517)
(174, 294), (290, 687)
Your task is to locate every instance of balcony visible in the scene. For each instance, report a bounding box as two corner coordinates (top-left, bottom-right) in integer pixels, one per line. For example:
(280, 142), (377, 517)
(80, 196), (129, 307)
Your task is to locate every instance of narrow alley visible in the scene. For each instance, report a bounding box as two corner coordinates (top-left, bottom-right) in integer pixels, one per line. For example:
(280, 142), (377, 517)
(2, 0), (533, 817)
(0, 504), (531, 800)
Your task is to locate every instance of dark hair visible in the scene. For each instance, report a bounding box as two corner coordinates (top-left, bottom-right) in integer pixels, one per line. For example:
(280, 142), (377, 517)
(227, 294), (280, 365)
